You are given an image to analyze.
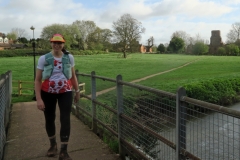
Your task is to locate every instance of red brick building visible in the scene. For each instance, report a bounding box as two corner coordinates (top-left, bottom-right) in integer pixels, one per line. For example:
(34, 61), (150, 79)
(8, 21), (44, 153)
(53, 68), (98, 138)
(139, 44), (152, 53)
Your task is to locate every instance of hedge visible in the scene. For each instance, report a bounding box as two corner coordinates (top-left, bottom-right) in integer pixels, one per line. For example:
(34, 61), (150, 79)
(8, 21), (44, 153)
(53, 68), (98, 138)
(184, 78), (240, 105)
(0, 49), (108, 57)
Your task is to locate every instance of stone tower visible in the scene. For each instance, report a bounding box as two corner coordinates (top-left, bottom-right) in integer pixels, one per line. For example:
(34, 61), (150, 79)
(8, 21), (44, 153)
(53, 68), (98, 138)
(209, 30), (223, 54)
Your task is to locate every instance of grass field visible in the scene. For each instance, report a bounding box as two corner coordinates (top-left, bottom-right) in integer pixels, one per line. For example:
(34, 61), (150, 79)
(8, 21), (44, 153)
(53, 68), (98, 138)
(1, 53), (240, 102)
(0, 53), (199, 81)
(137, 55), (240, 92)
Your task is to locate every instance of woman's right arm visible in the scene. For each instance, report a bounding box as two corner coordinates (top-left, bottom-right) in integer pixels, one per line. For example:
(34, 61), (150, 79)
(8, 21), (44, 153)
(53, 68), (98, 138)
(35, 69), (45, 111)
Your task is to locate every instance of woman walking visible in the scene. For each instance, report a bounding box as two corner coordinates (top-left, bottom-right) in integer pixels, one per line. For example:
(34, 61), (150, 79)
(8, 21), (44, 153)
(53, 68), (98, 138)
(35, 34), (79, 160)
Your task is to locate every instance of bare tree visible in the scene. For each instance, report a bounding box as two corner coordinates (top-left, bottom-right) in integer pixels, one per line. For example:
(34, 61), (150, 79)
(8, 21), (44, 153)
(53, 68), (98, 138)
(226, 22), (240, 43)
(146, 36), (154, 52)
(188, 37), (194, 45)
(194, 33), (205, 43)
(188, 33), (205, 45)
(11, 28), (27, 38)
(171, 31), (208, 48)
(112, 14), (145, 58)
(171, 30), (191, 48)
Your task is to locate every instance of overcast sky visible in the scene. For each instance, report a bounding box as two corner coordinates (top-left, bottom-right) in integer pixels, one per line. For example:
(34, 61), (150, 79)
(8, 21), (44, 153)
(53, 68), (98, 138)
(1, 0), (240, 45)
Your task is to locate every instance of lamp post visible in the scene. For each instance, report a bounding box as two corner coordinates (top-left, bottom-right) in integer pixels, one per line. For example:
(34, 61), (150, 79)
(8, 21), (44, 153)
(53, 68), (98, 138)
(30, 26), (35, 79)
(30, 26), (36, 99)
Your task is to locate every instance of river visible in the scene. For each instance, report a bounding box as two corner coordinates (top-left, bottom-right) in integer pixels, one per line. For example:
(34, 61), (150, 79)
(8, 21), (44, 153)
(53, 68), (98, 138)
(153, 103), (240, 160)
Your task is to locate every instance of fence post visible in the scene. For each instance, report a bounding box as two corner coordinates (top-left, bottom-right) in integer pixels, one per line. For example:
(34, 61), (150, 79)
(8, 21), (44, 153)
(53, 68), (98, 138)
(91, 71), (97, 134)
(71, 70), (80, 114)
(116, 75), (124, 158)
(176, 87), (187, 160)
(8, 71), (12, 108)
(75, 69), (80, 85)
(18, 80), (21, 96)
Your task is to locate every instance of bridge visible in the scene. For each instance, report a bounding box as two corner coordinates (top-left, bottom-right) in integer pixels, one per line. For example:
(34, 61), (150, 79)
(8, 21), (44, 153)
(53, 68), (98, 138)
(3, 102), (120, 160)
(1, 70), (240, 160)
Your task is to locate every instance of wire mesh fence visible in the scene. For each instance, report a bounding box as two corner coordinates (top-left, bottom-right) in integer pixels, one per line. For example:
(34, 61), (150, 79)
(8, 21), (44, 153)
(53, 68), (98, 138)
(73, 71), (240, 160)
(179, 95), (240, 160)
(0, 71), (12, 159)
(120, 81), (177, 160)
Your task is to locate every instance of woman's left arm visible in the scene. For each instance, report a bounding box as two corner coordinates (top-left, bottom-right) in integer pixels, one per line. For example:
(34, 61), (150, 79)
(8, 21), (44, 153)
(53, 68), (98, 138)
(70, 67), (80, 103)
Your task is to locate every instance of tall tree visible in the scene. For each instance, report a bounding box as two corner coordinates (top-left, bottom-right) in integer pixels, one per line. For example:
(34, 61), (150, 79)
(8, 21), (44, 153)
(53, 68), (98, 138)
(6, 32), (17, 41)
(87, 28), (113, 50)
(41, 23), (80, 49)
(225, 44), (239, 55)
(171, 30), (190, 48)
(72, 20), (97, 50)
(168, 36), (185, 53)
(227, 22), (240, 43)
(192, 41), (209, 55)
(157, 43), (165, 53)
(112, 14), (145, 58)
(18, 37), (28, 43)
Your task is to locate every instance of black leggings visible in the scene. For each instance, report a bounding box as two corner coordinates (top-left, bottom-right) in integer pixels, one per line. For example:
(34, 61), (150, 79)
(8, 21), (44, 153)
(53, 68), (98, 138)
(41, 90), (73, 142)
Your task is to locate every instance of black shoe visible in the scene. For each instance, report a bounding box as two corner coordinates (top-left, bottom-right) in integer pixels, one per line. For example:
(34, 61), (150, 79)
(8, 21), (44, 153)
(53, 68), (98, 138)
(59, 150), (72, 160)
(47, 144), (58, 157)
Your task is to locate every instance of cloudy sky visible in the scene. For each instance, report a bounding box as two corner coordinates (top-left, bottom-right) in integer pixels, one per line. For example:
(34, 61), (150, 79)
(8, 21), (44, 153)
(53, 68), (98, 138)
(1, 0), (240, 45)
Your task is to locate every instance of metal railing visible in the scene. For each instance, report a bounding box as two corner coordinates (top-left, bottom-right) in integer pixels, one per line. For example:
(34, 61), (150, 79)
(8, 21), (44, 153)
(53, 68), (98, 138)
(0, 71), (12, 159)
(73, 70), (240, 160)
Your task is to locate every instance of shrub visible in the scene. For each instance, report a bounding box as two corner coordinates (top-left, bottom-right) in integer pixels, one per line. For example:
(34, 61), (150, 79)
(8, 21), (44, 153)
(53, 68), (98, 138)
(225, 44), (239, 56)
(0, 49), (108, 57)
(184, 78), (240, 105)
(217, 47), (226, 55)
(192, 42), (209, 55)
(157, 44), (166, 53)
(0, 49), (49, 57)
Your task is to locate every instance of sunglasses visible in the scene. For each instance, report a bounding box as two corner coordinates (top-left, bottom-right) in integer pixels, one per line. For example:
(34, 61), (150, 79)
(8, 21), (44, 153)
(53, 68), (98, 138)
(52, 42), (63, 45)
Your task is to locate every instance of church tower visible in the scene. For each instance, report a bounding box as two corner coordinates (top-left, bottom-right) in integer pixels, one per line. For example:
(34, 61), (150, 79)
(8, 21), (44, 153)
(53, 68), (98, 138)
(209, 30), (224, 54)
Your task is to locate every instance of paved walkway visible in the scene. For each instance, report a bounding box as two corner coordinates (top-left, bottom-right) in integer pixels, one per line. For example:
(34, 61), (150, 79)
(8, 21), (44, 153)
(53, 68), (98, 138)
(3, 102), (121, 160)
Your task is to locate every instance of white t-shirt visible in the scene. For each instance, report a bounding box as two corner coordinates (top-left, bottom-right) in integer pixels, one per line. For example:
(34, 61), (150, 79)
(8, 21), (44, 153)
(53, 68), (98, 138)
(37, 53), (75, 93)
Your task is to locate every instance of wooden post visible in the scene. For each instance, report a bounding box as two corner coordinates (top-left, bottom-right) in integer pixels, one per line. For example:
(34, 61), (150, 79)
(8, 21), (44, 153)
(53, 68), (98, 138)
(18, 80), (22, 96)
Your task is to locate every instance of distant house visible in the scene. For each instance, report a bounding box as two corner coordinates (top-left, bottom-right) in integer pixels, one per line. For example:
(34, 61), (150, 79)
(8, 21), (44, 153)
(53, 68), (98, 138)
(139, 37), (154, 53)
(0, 43), (11, 50)
(0, 32), (12, 50)
(139, 44), (152, 53)
(0, 32), (27, 50)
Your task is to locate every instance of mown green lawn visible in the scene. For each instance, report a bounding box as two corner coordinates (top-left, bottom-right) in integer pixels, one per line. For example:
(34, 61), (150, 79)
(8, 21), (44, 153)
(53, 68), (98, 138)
(137, 55), (240, 92)
(1, 53), (240, 102)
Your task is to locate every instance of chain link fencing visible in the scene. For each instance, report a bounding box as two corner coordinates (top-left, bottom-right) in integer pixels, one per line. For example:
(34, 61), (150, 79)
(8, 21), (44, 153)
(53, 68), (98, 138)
(0, 71), (12, 159)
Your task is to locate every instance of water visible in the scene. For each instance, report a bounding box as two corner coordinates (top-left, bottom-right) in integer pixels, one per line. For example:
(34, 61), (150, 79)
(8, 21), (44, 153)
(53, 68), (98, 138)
(154, 103), (240, 160)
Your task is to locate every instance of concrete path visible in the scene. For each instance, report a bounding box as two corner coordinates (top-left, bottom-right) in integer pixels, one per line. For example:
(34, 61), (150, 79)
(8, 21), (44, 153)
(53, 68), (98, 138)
(3, 102), (121, 160)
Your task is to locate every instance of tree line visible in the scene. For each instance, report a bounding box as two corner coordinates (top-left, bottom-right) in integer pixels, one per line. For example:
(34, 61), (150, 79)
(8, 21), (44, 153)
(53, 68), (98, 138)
(157, 23), (240, 55)
(3, 14), (146, 58)
(3, 14), (240, 57)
